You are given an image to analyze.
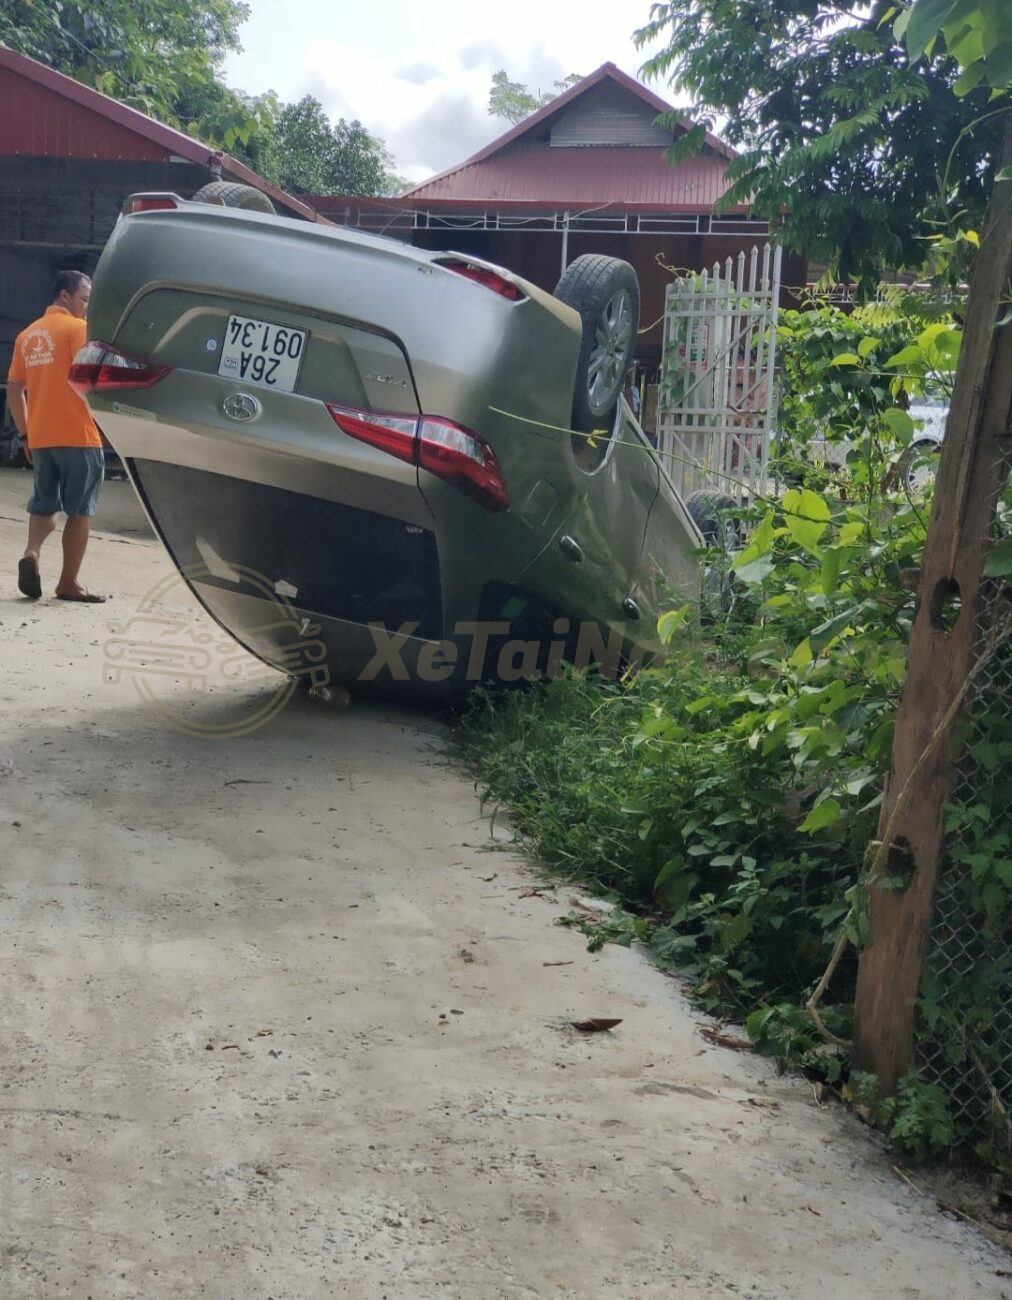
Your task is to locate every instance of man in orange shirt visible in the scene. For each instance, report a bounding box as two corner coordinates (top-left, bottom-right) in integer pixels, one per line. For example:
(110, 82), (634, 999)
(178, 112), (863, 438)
(7, 270), (105, 602)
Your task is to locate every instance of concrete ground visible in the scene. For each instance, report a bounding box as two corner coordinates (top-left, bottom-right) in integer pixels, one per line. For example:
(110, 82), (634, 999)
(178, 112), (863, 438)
(0, 466), (1008, 1299)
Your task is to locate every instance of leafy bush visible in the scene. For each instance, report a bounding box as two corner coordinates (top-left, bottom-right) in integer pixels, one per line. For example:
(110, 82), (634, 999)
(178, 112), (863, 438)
(461, 296), (997, 1165)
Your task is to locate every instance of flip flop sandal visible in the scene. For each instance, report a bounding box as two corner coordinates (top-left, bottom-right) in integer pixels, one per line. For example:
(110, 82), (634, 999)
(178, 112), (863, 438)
(18, 557), (42, 599)
(56, 590), (106, 604)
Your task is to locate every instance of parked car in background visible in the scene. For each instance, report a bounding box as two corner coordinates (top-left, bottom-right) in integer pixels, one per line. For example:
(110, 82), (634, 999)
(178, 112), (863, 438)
(804, 388), (949, 493)
(73, 184), (706, 695)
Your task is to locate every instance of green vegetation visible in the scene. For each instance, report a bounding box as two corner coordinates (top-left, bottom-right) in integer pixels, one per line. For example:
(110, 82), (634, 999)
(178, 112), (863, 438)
(635, 0), (1012, 287)
(461, 292), (986, 1165)
(487, 70), (583, 125)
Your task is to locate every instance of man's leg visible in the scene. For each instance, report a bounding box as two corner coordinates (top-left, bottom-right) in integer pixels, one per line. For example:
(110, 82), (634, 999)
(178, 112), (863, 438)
(53, 448), (105, 601)
(55, 515), (92, 598)
(19, 450), (59, 598)
(25, 511), (57, 561)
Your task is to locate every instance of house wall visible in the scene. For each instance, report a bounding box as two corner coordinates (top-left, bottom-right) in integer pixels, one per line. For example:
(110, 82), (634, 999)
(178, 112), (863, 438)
(0, 156), (209, 393)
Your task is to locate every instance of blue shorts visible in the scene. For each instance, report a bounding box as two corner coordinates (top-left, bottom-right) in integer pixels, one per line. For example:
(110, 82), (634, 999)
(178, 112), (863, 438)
(27, 447), (105, 518)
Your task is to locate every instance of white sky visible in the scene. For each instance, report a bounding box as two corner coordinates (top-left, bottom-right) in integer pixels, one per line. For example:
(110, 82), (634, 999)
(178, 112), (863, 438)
(221, 0), (675, 184)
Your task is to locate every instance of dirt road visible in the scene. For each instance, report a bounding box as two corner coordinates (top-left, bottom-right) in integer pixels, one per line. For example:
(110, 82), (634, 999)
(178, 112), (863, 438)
(0, 471), (1008, 1299)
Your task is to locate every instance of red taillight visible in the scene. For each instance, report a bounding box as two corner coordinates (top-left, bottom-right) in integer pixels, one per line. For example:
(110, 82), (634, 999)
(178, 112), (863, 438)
(122, 194), (180, 214)
(326, 406), (417, 465)
(69, 342), (171, 395)
(417, 417), (510, 512)
(437, 259), (525, 302)
(326, 403), (510, 513)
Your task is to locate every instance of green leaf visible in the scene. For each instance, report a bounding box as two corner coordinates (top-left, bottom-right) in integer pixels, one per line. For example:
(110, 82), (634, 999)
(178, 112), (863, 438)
(884, 344), (924, 368)
(986, 41), (1012, 87)
(954, 60), (988, 95)
(658, 605), (692, 644)
(998, 166), (1012, 182)
(995, 860), (1012, 887)
(782, 488), (830, 557)
(820, 546), (849, 598)
(983, 537), (1012, 577)
(857, 335), (882, 358)
(829, 352), (861, 367)
(906, 0), (960, 60)
(799, 798), (843, 833)
(733, 554), (776, 585)
(883, 408), (916, 443)
(653, 861), (698, 913)
(810, 607), (857, 651)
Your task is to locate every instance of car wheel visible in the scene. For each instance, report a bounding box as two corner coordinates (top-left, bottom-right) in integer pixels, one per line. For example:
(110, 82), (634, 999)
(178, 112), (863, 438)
(685, 491), (740, 551)
(897, 439), (940, 495)
(554, 255), (640, 442)
(190, 181), (276, 214)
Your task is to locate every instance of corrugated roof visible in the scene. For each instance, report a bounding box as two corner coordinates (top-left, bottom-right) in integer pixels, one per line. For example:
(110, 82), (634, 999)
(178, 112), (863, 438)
(403, 62), (739, 210)
(398, 145), (739, 213)
(0, 45), (321, 222)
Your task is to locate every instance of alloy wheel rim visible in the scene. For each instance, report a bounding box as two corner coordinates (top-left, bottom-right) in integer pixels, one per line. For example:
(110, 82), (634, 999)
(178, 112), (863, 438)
(586, 289), (633, 412)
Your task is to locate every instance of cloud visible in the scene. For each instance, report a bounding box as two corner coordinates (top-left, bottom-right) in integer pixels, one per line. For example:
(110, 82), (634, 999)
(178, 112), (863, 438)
(396, 62), (440, 86)
(385, 92), (497, 178)
(302, 38), (504, 181)
(458, 40), (506, 72)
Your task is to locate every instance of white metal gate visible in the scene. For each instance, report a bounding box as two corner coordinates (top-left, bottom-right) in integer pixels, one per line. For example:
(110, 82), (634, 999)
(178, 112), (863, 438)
(656, 244), (782, 506)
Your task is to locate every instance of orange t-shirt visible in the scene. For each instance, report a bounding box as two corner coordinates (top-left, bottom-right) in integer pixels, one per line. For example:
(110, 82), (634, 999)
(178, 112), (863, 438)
(7, 306), (101, 450)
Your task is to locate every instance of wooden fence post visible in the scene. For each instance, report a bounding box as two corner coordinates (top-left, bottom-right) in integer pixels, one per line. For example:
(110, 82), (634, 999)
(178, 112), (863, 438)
(852, 116), (1012, 1093)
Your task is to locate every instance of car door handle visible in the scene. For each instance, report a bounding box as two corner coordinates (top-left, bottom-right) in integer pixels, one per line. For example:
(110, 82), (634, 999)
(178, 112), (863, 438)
(558, 534), (584, 563)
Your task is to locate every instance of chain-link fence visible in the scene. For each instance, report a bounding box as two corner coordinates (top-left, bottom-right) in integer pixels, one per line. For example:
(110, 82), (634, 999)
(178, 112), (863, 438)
(915, 462), (1012, 1176)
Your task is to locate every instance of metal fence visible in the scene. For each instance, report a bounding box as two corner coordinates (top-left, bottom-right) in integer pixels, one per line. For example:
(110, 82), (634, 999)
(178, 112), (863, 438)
(915, 472), (1012, 1173)
(656, 243), (782, 507)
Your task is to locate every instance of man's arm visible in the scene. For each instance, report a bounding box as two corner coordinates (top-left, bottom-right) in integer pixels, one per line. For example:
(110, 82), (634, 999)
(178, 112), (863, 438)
(6, 381), (31, 462)
(7, 380), (28, 438)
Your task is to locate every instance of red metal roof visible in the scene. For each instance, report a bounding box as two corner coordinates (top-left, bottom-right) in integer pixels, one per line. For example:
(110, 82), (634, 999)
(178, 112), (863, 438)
(397, 145), (739, 213)
(402, 62), (740, 212)
(0, 46), (321, 222)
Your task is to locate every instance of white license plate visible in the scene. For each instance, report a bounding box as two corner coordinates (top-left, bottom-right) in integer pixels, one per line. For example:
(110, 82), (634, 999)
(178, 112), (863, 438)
(217, 315), (307, 392)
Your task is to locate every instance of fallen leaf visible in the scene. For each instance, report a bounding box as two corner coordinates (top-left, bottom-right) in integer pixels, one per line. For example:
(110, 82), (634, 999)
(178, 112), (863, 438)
(698, 1025), (751, 1051)
(571, 1018), (622, 1032)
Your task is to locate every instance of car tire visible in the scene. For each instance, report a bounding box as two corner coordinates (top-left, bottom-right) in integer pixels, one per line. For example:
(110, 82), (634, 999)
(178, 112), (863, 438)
(897, 439), (941, 494)
(190, 181), (276, 214)
(554, 255), (640, 437)
(685, 490), (740, 550)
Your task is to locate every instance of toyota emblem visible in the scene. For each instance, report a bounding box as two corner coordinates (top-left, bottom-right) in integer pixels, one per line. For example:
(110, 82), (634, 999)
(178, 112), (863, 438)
(222, 392), (261, 421)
